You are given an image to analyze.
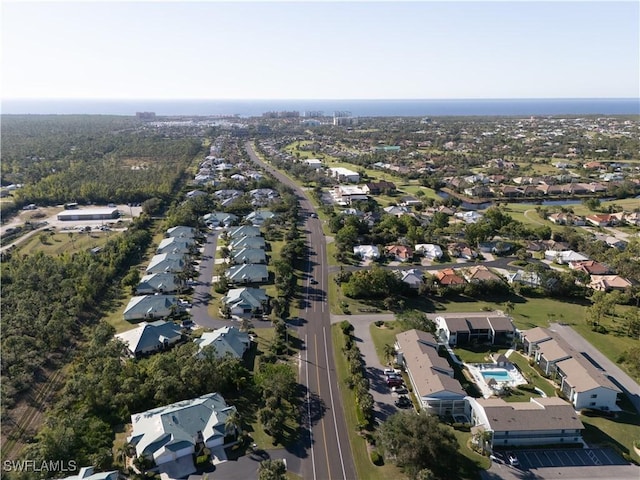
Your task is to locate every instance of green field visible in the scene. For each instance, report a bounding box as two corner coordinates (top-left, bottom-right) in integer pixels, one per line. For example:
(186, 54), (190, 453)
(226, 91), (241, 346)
(15, 230), (114, 255)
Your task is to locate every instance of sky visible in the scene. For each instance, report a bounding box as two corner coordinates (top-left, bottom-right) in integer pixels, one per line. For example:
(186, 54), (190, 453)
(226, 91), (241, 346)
(1, 1), (639, 100)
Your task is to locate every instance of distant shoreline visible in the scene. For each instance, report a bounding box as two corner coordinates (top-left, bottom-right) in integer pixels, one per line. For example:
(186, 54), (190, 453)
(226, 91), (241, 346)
(2, 98), (639, 117)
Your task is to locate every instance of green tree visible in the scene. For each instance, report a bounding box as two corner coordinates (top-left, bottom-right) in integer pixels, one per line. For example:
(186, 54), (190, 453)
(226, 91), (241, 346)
(258, 459), (287, 480)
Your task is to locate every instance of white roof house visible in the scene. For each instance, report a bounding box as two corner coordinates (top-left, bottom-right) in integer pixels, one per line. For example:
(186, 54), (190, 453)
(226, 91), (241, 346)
(328, 167), (360, 183)
(398, 269), (423, 289)
(229, 225), (261, 239)
(123, 295), (178, 321)
(245, 210), (276, 226)
(203, 212), (238, 228)
(156, 237), (192, 255)
(304, 158), (323, 169)
(136, 273), (181, 294)
(195, 326), (251, 359)
(222, 287), (269, 317)
(225, 264), (269, 284)
(128, 393), (237, 474)
(544, 250), (589, 264)
(454, 211), (483, 224)
(415, 243), (443, 259)
(146, 253), (186, 274)
(229, 236), (266, 251)
(232, 248), (267, 265)
(353, 245), (380, 260)
(166, 226), (196, 239)
(115, 319), (182, 356)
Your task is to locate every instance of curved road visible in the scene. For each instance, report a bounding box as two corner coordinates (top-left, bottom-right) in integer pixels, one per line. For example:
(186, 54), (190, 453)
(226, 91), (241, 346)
(245, 142), (357, 480)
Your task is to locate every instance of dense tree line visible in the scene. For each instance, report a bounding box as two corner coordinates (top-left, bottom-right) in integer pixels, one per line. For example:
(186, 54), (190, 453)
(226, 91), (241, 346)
(0, 216), (152, 418)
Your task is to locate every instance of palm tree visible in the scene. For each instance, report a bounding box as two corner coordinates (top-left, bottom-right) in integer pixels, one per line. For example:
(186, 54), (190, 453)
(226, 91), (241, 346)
(383, 343), (396, 366)
(225, 410), (241, 438)
(504, 301), (515, 316)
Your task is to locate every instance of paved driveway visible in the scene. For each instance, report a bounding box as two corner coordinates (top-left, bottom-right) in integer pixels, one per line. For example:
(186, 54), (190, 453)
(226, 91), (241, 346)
(332, 314), (403, 423)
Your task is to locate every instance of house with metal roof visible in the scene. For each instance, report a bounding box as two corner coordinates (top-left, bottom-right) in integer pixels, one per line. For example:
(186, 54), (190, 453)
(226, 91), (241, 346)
(166, 226), (196, 239)
(123, 295), (178, 321)
(203, 212), (239, 228)
(146, 253), (186, 274)
(156, 237), (193, 255)
(245, 210), (276, 226)
(128, 393), (237, 478)
(222, 287), (269, 317)
(195, 326), (251, 360)
(468, 397), (584, 448)
(232, 248), (267, 265)
(229, 235), (266, 251)
(225, 264), (269, 285)
(229, 225), (261, 239)
(136, 273), (181, 295)
(395, 329), (467, 416)
(115, 320), (182, 356)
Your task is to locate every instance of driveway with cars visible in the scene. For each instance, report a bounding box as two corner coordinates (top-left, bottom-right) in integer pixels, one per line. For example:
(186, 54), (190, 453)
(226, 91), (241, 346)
(332, 314), (406, 423)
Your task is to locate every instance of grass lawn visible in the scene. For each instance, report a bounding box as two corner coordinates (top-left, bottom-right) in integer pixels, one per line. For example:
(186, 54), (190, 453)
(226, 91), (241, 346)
(580, 403), (640, 464)
(328, 273), (391, 315)
(16, 230), (114, 255)
(369, 322), (404, 365)
(331, 324), (407, 480)
(453, 345), (509, 364)
(507, 352), (557, 397)
(452, 429), (491, 475)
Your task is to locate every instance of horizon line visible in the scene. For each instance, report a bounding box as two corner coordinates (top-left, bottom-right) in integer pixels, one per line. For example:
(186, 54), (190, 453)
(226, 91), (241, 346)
(3, 97), (639, 102)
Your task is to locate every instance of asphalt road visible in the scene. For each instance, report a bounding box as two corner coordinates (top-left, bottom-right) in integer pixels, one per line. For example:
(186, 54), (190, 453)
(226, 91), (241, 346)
(245, 142), (357, 480)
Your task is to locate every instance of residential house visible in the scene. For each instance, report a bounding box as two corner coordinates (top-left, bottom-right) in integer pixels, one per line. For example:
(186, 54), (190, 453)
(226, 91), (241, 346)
(398, 269), (423, 289)
(385, 245), (414, 262)
(435, 268), (466, 286)
(232, 248), (267, 265)
(166, 226), (196, 240)
(569, 260), (611, 275)
(156, 237), (192, 255)
(304, 158), (323, 169)
(56, 467), (118, 480)
(467, 397), (584, 449)
(328, 167), (360, 183)
(353, 245), (380, 260)
(123, 295), (178, 321)
(195, 326), (251, 359)
(249, 188), (279, 206)
(548, 213), (585, 226)
(186, 190), (207, 199)
(435, 314), (515, 346)
(128, 393), (237, 477)
(395, 330), (467, 416)
(454, 211), (483, 224)
(221, 287), (269, 317)
(332, 185), (368, 205)
(588, 275), (632, 292)
(462, 265), (503, 283)
(363, 181), (396, 195)
(383, 205), (412, 217)
(520, 327), (621, 411)
(229, 236), (266, 251)
(115, 320), (182, 356)
(203, 212), (238, 228)
(415, 243), (443, 260)
(400, 196), (423, 207)
(245, 210), (276, 227)
(544, 250), (589, 265)
(136, 273), (181, 295)
(585, 214), (619, 227)
(225, 264), (269, 284)
(229, 225), (261, 239)
(506, 270), (542, 288)
(447, 242), (477, 260)
(555, 357), (621, 410)
(146, 253), (187, 274)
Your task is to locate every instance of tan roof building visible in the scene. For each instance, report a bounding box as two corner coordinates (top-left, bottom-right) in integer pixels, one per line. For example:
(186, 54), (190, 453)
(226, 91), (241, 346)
(395, 329), (466, 416)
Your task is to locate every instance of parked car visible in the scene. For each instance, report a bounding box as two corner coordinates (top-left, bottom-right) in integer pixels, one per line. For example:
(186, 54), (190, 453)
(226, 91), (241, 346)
(384, 368), (401, 375)
(386, 378), (403, 387)
(391, 386), (408, 395)
(394, 395), (412, 408)
(508, 453), (519, 466)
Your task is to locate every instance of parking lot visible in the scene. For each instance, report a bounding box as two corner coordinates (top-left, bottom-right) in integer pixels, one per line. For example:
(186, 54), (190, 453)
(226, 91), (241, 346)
(506, 447), (627, 469)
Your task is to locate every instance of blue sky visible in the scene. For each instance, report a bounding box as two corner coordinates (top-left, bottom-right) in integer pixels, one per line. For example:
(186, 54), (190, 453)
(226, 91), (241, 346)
(2, 1), (638, 99)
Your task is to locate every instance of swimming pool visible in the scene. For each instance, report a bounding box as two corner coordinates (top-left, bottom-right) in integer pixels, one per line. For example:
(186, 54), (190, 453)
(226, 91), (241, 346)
(481, 369), (513, 382)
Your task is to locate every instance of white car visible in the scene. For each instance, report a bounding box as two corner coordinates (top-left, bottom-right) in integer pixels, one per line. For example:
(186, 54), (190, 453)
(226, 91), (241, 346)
(508, 454), (519, 466)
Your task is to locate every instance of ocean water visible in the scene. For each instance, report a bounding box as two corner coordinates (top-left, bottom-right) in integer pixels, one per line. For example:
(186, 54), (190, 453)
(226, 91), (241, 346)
(2, 98), (638, 117)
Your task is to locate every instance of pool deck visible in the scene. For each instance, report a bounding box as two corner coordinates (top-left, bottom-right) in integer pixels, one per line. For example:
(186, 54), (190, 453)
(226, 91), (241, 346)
(466, 362), (527, 399)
